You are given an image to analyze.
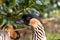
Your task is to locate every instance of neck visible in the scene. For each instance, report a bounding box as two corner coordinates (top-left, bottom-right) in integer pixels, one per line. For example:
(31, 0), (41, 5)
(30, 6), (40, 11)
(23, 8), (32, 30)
(32, 25), (46, 40)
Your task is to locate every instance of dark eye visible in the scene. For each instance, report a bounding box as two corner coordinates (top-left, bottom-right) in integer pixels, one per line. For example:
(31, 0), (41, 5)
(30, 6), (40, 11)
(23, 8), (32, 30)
(27, 17), (31, 20)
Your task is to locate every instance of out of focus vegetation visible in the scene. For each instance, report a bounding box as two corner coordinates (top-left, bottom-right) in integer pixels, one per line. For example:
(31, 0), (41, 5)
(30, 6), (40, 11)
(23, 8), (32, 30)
(0, 0), (60, 40)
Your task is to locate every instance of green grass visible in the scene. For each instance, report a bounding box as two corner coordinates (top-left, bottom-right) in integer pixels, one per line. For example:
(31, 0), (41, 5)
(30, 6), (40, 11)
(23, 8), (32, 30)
(23, 32), (60, 40)
(46, 32), (60, 40)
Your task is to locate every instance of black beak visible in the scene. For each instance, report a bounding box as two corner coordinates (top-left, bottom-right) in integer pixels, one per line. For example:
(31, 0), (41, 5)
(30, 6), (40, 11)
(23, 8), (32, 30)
(16, 19), (24, 24)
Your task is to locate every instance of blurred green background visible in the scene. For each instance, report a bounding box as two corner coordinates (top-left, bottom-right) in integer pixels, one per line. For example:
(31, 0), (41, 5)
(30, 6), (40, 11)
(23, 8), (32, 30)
(0, 0), (60, 40)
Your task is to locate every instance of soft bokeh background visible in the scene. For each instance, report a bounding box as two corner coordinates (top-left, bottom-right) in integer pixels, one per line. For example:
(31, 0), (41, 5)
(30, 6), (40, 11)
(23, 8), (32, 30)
(0, 0), (60, 40)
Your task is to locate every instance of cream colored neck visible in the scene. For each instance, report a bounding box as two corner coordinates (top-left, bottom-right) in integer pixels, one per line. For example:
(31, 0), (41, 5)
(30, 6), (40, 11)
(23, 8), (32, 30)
(29, 18), (47, 40)
(32, 25), (47, 40)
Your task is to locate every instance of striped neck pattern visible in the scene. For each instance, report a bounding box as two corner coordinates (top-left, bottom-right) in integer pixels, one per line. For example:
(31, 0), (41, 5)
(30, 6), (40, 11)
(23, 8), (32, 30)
(32, 24), (46, 40)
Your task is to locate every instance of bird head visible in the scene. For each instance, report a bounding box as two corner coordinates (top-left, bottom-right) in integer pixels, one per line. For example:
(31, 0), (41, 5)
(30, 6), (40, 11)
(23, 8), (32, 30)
(16, 14), (43, 27)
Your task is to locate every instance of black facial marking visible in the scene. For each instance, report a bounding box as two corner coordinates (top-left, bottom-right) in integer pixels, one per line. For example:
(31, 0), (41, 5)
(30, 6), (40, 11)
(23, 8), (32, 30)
(1, 23), (7, 29)
(1, 23), (16, 30)
(16, 14), (43, 26)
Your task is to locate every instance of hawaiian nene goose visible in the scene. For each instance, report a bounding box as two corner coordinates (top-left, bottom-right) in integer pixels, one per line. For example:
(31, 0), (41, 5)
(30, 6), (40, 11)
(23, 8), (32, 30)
(1, 23), (20, 40)
(16, 14), (47, 40)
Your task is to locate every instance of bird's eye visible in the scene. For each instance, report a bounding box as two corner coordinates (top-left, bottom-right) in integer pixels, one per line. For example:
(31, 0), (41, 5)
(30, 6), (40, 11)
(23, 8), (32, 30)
(27, 17), (31, 20)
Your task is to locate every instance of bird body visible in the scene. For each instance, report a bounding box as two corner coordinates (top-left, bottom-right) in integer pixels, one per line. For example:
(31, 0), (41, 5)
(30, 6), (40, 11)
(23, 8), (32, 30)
(16, 14), (47, 40)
